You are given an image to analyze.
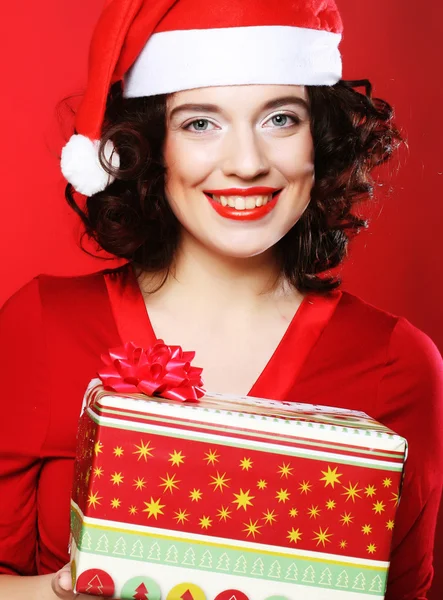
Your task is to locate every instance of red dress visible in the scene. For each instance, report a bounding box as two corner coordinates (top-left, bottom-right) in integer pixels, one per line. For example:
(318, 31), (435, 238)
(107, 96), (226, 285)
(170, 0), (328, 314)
(0, 264), (442, 599)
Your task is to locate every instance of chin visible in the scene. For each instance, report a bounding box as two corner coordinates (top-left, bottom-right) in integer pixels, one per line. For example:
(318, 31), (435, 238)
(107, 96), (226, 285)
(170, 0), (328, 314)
(205, 237), (278, 259)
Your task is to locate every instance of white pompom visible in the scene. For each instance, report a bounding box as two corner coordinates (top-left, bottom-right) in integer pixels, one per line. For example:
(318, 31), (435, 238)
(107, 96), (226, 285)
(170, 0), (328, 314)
(61, 134), (120, 196)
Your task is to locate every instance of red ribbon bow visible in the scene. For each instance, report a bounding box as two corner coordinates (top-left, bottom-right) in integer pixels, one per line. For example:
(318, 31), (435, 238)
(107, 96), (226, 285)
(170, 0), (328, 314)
(98, 340), (205, 402)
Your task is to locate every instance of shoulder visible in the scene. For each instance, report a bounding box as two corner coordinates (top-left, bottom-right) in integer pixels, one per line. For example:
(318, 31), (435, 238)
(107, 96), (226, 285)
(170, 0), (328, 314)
(1, 266), (129, 320)
(337, 290), (441, 362)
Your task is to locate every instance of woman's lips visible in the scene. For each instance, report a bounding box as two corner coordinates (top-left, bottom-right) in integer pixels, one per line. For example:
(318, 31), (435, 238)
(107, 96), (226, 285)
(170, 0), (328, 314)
(204, 189), (282, 221)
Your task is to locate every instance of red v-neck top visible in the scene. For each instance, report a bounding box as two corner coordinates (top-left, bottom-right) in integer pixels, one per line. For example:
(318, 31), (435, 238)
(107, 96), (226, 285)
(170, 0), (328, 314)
(103, 266), (342, 399)
(1, 264), (442, 600)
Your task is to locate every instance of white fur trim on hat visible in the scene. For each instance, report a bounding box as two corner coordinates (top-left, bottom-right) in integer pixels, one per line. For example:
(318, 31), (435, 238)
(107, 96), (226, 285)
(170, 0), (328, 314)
(124, 25), (342, 97)
(61, 135), (120, 196)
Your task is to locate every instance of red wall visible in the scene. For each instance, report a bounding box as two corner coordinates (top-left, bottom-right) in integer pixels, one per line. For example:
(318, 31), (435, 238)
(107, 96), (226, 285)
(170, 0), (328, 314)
(1, 1), (442, 596)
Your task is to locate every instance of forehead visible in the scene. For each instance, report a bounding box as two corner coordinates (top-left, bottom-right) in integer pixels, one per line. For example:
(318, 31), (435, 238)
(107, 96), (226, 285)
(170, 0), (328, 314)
(167, 84), (309, 114)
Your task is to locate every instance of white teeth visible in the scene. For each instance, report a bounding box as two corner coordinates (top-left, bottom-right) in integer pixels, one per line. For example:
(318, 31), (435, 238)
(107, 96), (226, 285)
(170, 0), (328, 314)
(212, 194), (274, 208)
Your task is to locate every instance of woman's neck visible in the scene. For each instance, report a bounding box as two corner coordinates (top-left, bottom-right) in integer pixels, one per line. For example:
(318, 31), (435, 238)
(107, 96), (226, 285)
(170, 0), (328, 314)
(139, 231), (295, 312)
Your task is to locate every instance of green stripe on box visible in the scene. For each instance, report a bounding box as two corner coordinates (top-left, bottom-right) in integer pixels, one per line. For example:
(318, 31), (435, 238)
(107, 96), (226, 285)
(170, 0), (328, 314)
(87, 411), (403, 472)
(71, 508), (387, 596)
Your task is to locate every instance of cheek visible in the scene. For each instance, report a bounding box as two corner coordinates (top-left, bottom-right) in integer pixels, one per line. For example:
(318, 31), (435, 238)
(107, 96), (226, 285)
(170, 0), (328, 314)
(164, 136), (216, 190)
(269, 130), (315, 180)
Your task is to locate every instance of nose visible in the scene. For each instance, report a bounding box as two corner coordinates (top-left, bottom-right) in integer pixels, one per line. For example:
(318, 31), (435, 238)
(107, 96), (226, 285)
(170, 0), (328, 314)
(221, 126), (270, 180)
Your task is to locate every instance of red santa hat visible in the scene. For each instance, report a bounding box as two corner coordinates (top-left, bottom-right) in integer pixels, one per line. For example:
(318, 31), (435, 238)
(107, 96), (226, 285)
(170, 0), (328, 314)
(61, 0), (343, 197)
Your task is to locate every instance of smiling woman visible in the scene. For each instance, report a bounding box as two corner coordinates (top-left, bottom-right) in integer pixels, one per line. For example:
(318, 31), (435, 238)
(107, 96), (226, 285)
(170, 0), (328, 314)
(1, 0), (442, 599)
(66, 78), (398, 292)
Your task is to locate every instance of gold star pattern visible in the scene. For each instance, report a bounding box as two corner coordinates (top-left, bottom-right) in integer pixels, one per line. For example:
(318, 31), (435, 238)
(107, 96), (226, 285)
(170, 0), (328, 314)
(342, 482), (362, 503)
(386, 520), (395, 531)
(289, 507), (299, 517)
(313, 526), (332, 547)
(204, 449), (219, 465)
(326, 499), (336, 510)
(383, 477), (392, 488)
(129, 505), (138, 515)
(299, 480), (312, 494)
(339, 540), (348, 549)
(199, 515), (212, 529)
(278, 462), (294, 478)
(209, 471), (231, 492)
(362, 524), (372, 535)
(217, 506), (232, 522)
(169, 450), (185, 467)
(110, 472), (124, 486)
(93, 466), (104, 478)
(320, 466), (342, 488)
(87, 491), (102, 509)
(174, 509), (190, 524)
(340, 512), (354, 526)
(143, 497), (165, 520)
(308, 505), (321, 519)
(113, 446), (124, 458)
(110, 497), (121, 509)
(287, 527), (303, 544)
(262, 509), (278, 525)
(240, 457), (253, 471)
(367, 543), (377, 554)
(133, 440), (155, 461)
(373, 500), (386, 515)
(243, 519), (262, 538)
(257, 479), (268, 490)
(133, 477), (147, 491)
(94, 441), (103, 456)
(365, 484), (377, 497)
(391, 491), (400, 506)
(189, 488), (203, 502)
(232, 488), (255, 511)
(159, 473), (180, 494)
(276, 488), (290, 503)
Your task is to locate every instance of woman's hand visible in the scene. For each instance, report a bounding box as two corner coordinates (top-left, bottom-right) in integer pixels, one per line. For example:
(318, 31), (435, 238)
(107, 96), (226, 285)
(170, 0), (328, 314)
(52, 563), (105, 600)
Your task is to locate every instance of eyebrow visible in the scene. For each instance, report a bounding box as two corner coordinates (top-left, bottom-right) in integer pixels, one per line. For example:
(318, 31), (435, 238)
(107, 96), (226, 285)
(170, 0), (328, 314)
(169, 95), (310, 119)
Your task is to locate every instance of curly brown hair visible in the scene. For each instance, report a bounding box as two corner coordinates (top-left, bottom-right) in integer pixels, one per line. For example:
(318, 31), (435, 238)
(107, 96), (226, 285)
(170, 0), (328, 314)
(65, 79), (402, 293)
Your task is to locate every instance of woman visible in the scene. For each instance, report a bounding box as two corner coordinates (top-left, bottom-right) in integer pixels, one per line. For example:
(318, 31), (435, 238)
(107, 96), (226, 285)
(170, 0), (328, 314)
(1, 0), (442, 599)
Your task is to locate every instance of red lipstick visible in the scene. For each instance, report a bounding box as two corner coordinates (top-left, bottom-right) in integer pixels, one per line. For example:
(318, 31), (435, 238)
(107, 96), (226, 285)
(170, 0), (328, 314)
(203, 187), (283, 221)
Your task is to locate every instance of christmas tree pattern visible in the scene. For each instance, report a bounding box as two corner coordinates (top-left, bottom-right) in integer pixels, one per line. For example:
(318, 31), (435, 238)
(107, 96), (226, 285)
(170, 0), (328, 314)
(233, 555), (247, 573)
(165, 545), (178, 564)
(181, 547), (196, 566)
(130, 540), (144, 559)
(336, 570), (349, 588)
(302, 565), (316, 583)
(112, 537), (126, 556)
(133, 583), (149, 600)
(199, 550), (213, 568)
(319, 568), (332, 586)
(80, 531), (92, 551)
(216, 552), (230, 571)
(369, 575), (383, 593)
(95, 534), (109, 553)
(86, 574), (104, 595)
(268, 560), (282, 579)
(353, 572), (366, 591)
(147, 542), (161, 561)
(251, 558), (264, 576)
(284, 563), (298, 581)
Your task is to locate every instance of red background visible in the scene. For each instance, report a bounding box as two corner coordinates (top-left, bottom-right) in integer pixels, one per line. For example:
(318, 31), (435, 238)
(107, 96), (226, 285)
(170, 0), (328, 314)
(0, 1), (442, 596)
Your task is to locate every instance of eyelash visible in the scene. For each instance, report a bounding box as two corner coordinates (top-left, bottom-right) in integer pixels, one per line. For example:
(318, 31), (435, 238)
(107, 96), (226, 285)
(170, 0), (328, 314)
(183, 112), (301, 132)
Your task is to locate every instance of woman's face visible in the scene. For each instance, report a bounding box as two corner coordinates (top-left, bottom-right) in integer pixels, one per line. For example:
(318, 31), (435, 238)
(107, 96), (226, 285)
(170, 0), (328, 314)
(163, 84), (314, 258)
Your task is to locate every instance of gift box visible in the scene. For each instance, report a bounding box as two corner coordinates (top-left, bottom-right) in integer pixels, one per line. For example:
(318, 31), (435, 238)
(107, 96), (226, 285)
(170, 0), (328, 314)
(70, 369), (407, 600)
